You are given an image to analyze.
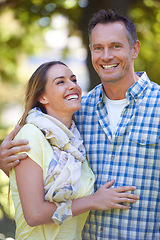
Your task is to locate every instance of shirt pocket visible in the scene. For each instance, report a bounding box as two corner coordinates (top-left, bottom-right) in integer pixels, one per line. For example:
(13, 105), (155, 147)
(128, 130), (159, 145)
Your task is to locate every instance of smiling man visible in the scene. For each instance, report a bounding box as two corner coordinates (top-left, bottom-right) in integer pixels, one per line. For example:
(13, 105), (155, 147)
(89, 13), (140, 100)
(0, 9), (160, 240)
(75, 9), (160, 240)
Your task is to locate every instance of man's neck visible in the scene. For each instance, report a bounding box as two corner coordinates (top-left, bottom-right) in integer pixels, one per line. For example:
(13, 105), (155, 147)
(102, 73), (140, 100)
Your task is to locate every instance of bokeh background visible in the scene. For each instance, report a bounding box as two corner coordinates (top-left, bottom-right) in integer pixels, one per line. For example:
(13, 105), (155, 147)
(0, 0), (160, 238)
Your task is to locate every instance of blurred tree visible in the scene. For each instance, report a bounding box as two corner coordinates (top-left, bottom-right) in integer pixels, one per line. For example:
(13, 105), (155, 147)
(130, 0), (160, 86)
(0, 0), (160, 89)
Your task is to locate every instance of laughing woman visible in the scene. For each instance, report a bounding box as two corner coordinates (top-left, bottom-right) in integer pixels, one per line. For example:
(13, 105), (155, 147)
(9, 61), (138, 240)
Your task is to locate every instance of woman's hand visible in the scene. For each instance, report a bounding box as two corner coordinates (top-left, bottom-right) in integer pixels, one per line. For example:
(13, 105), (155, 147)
(91, 179), (139, 210)
(0, 124), (30, 174)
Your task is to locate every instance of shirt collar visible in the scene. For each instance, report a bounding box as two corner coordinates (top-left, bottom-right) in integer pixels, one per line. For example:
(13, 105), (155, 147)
(97, 71), (150, 104)
(126, 71), (149, 102)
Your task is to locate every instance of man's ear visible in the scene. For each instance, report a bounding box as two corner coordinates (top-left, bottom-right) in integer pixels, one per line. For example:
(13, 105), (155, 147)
(132, 40), (140, 60)
(38, 95), (48, 105)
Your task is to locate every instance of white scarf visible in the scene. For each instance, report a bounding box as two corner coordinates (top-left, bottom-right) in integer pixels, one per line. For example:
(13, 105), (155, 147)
(26, 107), (86, 225)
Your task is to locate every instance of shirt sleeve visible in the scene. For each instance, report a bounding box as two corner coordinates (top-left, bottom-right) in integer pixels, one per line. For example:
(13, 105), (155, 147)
(15, 124), (48, 168)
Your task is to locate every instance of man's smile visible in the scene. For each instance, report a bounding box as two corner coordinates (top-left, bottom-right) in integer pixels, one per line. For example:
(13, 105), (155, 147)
(102, 64), (119, 69)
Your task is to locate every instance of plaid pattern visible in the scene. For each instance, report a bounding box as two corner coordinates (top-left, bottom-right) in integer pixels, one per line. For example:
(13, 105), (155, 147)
(75, 72), (160, 240)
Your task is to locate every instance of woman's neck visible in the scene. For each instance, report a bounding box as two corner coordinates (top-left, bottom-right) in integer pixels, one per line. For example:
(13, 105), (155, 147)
(48, 112), (72, 128)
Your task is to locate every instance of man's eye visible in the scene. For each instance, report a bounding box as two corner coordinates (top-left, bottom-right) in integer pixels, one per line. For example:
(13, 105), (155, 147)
(94, 47), (101, 51)
(114, 45), (121, 49)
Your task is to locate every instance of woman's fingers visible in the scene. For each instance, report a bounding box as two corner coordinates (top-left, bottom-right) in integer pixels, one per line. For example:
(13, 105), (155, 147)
(111, 203), (131, 210)
(103, 181), (137, 193)
(116, 193), (139, 204)
(115, 185), (137, 192)
(103, 179), (115, 188)
(103, 182), (139, 203)
(118, 192), (139, 199)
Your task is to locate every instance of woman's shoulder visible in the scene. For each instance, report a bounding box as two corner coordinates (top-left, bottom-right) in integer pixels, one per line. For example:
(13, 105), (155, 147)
(15, 124), (46, 145)
(20, 123), (41, 132)
(17, 123), (43, 136)
(15, 124), (53, 165)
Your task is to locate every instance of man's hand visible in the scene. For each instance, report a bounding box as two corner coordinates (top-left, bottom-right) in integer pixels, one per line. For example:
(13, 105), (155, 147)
(0, 124), (30, 174)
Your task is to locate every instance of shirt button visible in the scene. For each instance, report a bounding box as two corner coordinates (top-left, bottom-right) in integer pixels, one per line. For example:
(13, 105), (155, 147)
(107, 177), (112, 182)
(100, 227), (103, 231)
(141, 139), (145, 143)
(90, 178), (92, 181)
(68, 206), (71, 209)
(111, 155), (115, 159)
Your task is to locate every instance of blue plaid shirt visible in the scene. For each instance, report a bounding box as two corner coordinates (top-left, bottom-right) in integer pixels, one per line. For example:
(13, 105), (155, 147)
(75, 72), (160, 240)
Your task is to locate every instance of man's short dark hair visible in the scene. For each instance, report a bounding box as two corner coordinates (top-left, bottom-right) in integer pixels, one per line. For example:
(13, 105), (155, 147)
(88, 9), (138, 47)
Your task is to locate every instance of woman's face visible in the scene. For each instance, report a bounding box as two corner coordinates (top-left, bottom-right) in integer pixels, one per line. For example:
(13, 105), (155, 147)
(39, 64), (82, 121)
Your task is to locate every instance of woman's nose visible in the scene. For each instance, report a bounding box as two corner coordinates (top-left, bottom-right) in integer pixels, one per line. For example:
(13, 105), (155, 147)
(68, 80), (76, 90)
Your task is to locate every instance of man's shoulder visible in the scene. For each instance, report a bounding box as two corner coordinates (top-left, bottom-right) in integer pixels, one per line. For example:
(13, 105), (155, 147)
(81, 83), (103, 105)
(75, 84), (103, 120)
(138, 71), (160, 97)
(148, 80), (160, 91)
(147, 78), (160, 98)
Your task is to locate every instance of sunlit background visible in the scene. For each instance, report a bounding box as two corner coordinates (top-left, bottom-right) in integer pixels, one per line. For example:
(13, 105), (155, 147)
(0, 12), (89, 128)
(0, 0), (160, 238)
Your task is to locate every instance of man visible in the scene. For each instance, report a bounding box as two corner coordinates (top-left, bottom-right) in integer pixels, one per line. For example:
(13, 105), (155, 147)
(0, 9), (160, 239)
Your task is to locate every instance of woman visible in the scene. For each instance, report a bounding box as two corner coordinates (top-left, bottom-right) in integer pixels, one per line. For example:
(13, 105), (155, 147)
(9, 61), (138, 240)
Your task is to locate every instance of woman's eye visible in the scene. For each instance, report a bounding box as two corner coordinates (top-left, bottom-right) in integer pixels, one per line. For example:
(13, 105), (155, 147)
(57, 80), (64, 85)
(72, 79), (77, 83)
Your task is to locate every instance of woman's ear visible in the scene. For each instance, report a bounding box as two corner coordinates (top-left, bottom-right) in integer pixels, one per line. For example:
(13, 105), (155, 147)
(38, 95), (48, 105)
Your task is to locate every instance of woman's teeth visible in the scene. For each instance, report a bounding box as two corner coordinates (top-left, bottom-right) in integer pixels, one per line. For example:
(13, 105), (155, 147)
(66, 94), (78, 100)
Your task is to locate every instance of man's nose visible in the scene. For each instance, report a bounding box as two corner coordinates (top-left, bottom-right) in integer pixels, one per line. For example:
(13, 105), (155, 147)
(101, 48), (113, 61)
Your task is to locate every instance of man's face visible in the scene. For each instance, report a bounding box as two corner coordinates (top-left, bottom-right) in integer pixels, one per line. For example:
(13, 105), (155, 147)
(90, 22), (138, 86)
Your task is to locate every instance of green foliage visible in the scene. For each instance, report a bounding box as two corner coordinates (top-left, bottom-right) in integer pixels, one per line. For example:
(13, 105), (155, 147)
(0, 0), (83, 84)
(1, 0), (159, 86)
(0, 171), (15, 239)
(0, 8), (44, 83)
(130, 0), (160, 84)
